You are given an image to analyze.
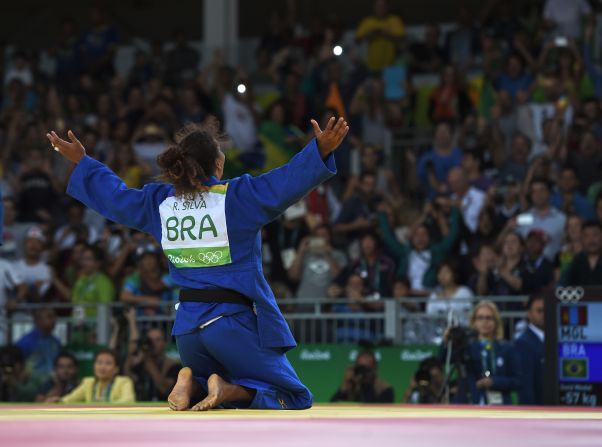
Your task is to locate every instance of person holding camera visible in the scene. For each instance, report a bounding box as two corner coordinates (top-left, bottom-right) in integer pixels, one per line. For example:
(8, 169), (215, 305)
(404, 357), (444, 404)
(288, 224), (346, 302)
(331, 350), (394, 403)
(440, 300), (521, 405)
(129, 327), (181, 402)
(0, 346), (46, 402)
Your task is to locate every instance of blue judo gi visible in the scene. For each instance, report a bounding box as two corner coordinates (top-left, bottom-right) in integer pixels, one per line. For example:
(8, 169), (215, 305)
(66, 139), (336, 409)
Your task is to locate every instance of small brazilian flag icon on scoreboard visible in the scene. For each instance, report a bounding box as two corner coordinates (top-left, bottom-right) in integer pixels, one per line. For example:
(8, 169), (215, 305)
(560, 306), (588, 326)
(561, 358), (588, 380)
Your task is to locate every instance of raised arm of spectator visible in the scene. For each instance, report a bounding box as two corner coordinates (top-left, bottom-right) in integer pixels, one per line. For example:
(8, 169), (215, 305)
(431, 206), (460, 255)
(377, 203), (409, 261)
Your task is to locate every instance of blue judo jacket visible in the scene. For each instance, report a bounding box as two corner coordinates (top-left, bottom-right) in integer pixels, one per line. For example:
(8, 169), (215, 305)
(67, 139), (336, 351)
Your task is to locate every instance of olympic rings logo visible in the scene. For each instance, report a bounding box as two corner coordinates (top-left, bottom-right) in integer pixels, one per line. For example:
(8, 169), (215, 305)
(197, 251), (223, 264)
(555, 287), (584, 304)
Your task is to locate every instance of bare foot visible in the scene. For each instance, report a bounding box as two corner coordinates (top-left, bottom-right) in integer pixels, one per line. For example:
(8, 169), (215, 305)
(190, 373), (254, 411)
(168, 367), (200, 411)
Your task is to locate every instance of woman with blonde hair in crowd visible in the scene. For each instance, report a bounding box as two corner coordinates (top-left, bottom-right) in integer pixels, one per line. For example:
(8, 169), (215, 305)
(440, 300), (521, 405)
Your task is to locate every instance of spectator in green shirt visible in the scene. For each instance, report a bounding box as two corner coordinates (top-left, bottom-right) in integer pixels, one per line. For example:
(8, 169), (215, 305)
(72, 245), (114, 318)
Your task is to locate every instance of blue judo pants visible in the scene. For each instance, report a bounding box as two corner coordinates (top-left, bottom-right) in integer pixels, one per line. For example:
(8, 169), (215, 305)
(176, 308), (313, 410)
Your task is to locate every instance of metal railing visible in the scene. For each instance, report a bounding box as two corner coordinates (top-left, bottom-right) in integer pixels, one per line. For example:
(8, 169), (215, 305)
(1, 295), (529, 347)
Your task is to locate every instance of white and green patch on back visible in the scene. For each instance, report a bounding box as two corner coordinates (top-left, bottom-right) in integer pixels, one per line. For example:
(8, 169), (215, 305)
(159, 184), (232, 268)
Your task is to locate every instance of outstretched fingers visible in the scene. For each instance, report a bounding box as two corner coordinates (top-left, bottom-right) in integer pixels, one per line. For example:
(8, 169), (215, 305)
(310, 119), (322, 137)
(324, 116), (336, 132)
(67, 129), (82, 146)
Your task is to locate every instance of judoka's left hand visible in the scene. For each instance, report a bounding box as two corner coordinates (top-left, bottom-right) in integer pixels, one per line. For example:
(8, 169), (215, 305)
(311, 117), (349, 159)
(46, 130), (86, 164)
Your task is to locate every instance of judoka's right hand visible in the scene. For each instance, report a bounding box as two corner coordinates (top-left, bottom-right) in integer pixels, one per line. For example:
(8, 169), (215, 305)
(311, 116), (349, 159)
(46, 130), (86, 164)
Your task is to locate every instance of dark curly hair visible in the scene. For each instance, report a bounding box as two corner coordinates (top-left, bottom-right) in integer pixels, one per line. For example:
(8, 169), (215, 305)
(157, 120), (223, 197)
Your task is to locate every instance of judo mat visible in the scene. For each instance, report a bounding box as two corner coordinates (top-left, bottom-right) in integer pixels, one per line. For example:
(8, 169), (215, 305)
(1, 404), (601, 447)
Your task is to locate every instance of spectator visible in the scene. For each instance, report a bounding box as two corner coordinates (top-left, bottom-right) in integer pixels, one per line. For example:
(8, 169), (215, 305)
(329, 274), (373, 343)
(331, 350), (394, 403)
(0, 256), (26, 345)
(107, 143), (151, 189)
(61, 349), (135, 403)
(335, 232), (395, 299)
(476, 231), (524, 297)
(491, 176), (522, 229)
(440, 301), (522, 405)
(128, 327), (180, 402)
(496, 54), (533, 103)
(378, 202), (460, 293)
(417, 121), (463, 199)
(344, 145), (400, 201)
(37, 352), (80, 402)
(409, 25), (446, 74)
(428, 65), (472, 124)
(543, 0), (592, 40)
(404, 357), (444, 404)
(120, 248), (177, 316)
(334, 172), (382, 242)
(461, 149), (492, 193)
(14, 149), (59, 223)
(557, 214), (583, 277)
(78, 6), (119, 79)
(53, 201), (99, 251)
(447, 167), (486, 234)
(561, 221), (602, 286)
(0, 196), (31, 260)
(427, 261), (473, 325)
(497, 134), (531, 183)
(71, 245), (115, 318)
(0, 346), (46, 402)
(551, 166), (595, 220)
(288, 224), (346, 301)
(516, 177), (567, 260)
(164, 30), (200, 86)
(12, 227), (52, 302)
(522, 229), (555, 293)
(355, 0), (405, 73)
(15, 307), (62, 381)
(515, 294), (545, 406)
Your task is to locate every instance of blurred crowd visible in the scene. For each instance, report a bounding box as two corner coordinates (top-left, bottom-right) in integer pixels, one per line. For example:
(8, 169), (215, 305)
(0, 0), (601, 403)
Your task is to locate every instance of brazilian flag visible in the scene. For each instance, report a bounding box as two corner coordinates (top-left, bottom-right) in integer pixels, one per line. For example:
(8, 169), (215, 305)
(561, 358), (588, 380)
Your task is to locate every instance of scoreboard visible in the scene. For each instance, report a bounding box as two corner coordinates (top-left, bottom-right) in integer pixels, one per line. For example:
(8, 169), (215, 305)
(545, 287), (602, 406)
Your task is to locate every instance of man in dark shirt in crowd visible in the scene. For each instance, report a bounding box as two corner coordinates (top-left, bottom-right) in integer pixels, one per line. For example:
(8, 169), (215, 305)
(522, 229), (554, 293)
(562, 221), (602, 286)
(515, 294), (545, 405)
(36, 352), (80, 402)
(331, 350), (394, 403)
(334, 173), (382, 243)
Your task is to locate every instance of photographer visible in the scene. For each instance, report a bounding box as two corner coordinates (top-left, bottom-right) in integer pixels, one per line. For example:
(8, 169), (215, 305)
(404, 357), (444, 404)
(331, 350), (394, 403)
(129, 327), (180, 401)
(0, 346), (45, 402)
(440, 301), (521, 405)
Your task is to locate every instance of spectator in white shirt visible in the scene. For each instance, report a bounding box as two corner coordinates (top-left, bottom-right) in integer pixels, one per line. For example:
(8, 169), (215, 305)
(427, 261), (473, 325)
(543, 0), (592, 40)
(12, 227), (52, 302)
(447, 167), (486, 233)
